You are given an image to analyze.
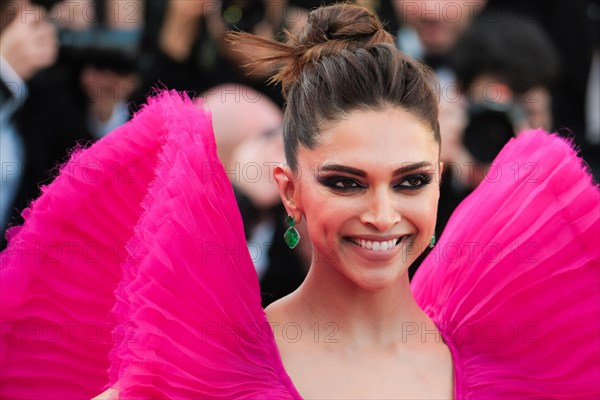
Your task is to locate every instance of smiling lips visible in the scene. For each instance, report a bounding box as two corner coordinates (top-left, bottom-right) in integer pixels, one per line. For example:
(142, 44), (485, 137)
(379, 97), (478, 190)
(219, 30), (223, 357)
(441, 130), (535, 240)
(348, 237), (404, 252)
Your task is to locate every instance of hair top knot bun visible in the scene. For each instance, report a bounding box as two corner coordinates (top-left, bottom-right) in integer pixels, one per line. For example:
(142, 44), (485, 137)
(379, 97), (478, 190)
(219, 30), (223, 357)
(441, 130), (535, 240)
(227, 4), (395, 95)
(300, 4), (394, 49)
(294, 5), (394, 75)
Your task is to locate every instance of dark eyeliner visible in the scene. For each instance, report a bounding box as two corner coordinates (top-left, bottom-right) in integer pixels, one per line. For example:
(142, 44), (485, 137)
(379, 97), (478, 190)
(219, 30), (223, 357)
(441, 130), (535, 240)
(317, 176), (363, 191)
(396, 173), (434, 190)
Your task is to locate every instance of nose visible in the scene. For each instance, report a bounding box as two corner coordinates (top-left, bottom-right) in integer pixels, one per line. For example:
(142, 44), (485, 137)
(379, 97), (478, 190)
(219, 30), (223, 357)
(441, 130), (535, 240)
(360, 186), (401, 231)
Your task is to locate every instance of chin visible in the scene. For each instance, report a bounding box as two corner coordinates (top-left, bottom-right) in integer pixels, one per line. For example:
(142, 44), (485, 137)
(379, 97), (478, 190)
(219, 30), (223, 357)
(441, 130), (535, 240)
(350, 267), (408, 292)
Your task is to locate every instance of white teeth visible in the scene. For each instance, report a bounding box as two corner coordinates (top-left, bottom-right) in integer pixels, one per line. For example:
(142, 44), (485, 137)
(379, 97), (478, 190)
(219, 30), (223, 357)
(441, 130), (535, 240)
(351, 238), (401, 252)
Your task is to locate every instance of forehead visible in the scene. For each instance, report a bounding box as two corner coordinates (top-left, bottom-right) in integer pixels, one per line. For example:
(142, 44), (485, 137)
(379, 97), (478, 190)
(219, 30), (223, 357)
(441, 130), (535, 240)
(298, 108), (438, 169)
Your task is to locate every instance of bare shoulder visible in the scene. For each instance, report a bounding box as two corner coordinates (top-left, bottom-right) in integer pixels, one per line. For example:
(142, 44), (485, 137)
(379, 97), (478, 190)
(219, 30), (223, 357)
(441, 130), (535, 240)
(264, 292), (298, 325)
(263, 291), (320, 358)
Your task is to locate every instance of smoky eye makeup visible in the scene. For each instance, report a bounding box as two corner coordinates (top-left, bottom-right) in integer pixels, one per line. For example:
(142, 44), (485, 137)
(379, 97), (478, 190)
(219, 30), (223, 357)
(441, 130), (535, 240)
(394, 173), (434, 190)
(315, 163), (437, 192)
(317, 175), (364, 191)
(317, 172), (435, 192)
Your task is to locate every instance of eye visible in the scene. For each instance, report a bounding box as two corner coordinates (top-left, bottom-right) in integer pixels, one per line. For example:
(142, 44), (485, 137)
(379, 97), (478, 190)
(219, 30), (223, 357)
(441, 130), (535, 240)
(397, 174), (433, 189)
(318, 176), (363, 191)
(334, 178), (360, 188)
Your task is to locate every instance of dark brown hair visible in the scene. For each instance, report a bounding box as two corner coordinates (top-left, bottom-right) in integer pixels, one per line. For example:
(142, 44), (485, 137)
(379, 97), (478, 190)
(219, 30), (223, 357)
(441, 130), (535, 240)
(228, 3), (440, 169)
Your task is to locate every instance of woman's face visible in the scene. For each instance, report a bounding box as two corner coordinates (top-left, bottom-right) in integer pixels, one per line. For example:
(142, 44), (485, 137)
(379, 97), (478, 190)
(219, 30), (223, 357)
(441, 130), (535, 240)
(287, 107), (441, 290)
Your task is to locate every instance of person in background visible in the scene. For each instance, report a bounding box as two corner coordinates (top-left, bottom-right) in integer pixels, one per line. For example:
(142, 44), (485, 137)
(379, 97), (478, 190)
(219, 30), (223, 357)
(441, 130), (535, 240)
(452, 13), (559, 133)
(434, 12), (560, 235)
(130, 0), (310, 110)
(485, 0), (599, 180)
(201, 83), (310, 306)
(0, 0), (58, 247)
(390, 0), (487, 71)
(49, 0), (142, 138)
(1, 0), (144, 249)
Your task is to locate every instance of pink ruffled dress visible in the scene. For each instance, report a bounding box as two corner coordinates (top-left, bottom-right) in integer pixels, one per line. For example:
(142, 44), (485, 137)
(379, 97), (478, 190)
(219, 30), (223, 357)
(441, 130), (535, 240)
(1, 92), (598, 399)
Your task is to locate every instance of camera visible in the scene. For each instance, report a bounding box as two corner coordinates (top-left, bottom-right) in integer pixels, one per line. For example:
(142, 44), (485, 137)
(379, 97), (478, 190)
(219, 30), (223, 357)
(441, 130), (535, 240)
(463, 100), (525, 163)
(31, 0), (139, 73)
(58, 28), (139, 73)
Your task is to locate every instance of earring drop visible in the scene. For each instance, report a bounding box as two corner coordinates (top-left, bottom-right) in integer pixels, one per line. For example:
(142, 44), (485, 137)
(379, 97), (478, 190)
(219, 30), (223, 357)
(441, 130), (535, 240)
(283, 215), (301, 249)
(429, 233), (436, 248)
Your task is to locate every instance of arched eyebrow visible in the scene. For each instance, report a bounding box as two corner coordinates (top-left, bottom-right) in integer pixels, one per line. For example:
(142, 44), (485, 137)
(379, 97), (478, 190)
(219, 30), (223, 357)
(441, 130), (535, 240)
(318, 162), (433, 177)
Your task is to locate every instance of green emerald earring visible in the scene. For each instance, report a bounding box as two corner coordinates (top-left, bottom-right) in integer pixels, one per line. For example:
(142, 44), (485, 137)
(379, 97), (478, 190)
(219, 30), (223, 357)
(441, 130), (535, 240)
(429, 233), (436, 248)
(283, 215), (301, 249)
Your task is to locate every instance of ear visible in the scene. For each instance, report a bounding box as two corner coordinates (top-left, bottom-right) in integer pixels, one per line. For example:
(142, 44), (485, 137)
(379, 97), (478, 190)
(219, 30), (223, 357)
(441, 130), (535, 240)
(273, 164), (303, 223)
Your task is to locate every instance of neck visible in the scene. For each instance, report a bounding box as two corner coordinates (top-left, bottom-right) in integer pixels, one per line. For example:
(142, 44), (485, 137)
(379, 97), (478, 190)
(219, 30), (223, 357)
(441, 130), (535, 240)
(294, 261), (431, 348)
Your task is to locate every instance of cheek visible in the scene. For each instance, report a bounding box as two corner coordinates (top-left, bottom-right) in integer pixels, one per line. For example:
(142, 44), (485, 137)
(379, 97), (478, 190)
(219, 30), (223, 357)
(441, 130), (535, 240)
(303, 197), (355, 233)
(298, 183), (334, 231)
(298, 185), (358, 240)
(403, 191), (440, 227)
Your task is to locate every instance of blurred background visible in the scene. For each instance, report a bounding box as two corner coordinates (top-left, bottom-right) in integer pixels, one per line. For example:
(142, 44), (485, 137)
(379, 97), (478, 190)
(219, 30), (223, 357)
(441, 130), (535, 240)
(1, 0), (598, 299)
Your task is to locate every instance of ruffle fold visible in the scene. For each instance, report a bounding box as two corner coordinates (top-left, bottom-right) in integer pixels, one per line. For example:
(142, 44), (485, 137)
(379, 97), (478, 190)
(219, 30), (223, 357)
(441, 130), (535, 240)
(412, 130), (600, 399)
(1, 91), (300, 399)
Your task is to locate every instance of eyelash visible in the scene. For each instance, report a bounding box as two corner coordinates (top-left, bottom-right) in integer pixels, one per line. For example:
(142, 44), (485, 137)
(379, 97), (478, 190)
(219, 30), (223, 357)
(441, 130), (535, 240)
(400, 174), (434, 189)
(318, 174), (433, 192)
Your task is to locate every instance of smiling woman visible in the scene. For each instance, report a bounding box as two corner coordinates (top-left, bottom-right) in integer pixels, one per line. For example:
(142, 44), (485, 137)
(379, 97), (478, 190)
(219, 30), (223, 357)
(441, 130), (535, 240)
(276, 108), (441, 289)
(268, 107), (451, 398)
(1, 3), (599, 400)
(226, 7), (454, 395)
